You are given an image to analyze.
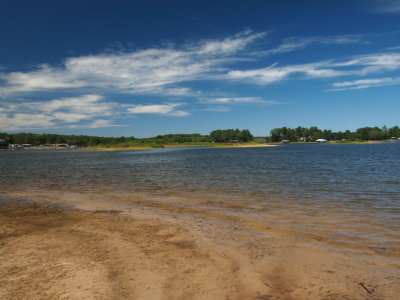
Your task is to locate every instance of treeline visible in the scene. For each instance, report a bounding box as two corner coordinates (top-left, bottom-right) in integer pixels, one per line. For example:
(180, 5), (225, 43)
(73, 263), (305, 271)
(209, 129), (254, 143)
(0, 132), (212, 146)
(269, 126), (400, 142)
(1, 125), (399, 146)
(0, 132), (133, 146)
(0, 129), (255, 146)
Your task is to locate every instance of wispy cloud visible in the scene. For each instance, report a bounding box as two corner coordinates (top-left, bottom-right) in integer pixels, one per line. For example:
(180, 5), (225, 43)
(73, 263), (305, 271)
(67, 119), (126, 129)
(0, 94), (121, 130)
(200, 97), (279, 105)
(201, 106), (231, 112)
(0, 65), (86, 95)
(1, 31), (399, 131)
(257, 35), (365, 56)
(226, 62), (345, 84)
(198, 97), (280, 114)
(329, 76), (400, 91)
(0, 94), (193, 130)
(226, 52), (400, 85)
(127, 103), (189, 116)
(373, 0), (400, 13)
(191, 30), (266, 55)
(0, 31), (372, 99)
(0, 113), (55, 130)
(0, 31), (263, 97)
(386, 45), (400, 50)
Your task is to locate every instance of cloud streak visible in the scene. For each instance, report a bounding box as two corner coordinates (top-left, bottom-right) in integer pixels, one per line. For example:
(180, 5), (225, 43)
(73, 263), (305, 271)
(0, 31), (399, 131)
(1, 31), (390, 98)
(226, 53), (400, 85)
(200, 97), (279, 105)
(257, 35), (365, 56)
(329, 76), (400, 91)
(0, 94), (121, 130)
(373, 0), (400, 13)
(0, 94), (192, 130)
(0, 32), (398, 100)
(0, 31), (264, 97)
(127, 103), (189, 116)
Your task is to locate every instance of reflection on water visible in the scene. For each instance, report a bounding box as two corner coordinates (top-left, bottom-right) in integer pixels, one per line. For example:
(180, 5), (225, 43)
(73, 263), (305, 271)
(1, 143), (399, 257)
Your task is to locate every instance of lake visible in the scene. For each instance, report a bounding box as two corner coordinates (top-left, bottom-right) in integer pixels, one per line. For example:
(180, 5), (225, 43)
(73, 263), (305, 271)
(1, 143), (399, 257)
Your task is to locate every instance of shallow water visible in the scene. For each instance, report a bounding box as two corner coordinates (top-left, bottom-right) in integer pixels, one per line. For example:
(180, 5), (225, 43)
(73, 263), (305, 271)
(1, 143), (399, 258)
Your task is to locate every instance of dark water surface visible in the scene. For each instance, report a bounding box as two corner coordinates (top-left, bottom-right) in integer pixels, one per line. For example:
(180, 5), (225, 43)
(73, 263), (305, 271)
(1, 143), (399, 256)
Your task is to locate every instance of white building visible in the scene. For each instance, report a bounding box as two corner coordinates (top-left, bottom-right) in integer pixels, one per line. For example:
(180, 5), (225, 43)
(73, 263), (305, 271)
(316, 139), (327, 143)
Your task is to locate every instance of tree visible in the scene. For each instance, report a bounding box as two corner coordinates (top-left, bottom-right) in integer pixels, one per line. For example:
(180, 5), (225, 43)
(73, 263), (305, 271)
(210, 129), (254, 143)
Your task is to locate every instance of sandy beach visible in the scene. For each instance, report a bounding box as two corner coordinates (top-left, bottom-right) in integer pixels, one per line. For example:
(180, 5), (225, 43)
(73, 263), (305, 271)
(211, 144), (279, 148)
(1, 189), (398, 300)
(82, 144), (278, 151)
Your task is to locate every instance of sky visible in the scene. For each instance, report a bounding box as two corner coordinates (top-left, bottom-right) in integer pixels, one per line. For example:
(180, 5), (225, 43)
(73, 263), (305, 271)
(0, 0), (399, 137)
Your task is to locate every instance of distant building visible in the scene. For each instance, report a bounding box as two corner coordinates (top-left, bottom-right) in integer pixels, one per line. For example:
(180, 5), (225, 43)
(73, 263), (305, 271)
(281, 140), (290, 144)
(316, 139), (327, 143)
(0, 139), (9, 149)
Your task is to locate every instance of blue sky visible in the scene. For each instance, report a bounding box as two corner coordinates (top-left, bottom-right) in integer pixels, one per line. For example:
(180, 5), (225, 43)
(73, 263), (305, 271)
(0, 0), (399, 137)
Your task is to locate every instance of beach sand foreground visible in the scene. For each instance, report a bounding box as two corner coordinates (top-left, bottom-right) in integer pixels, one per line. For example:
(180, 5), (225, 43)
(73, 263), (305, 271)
(1, 200), (398, 300)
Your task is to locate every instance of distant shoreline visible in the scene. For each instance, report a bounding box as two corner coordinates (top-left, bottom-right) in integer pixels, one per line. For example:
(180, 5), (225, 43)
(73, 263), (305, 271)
(3, 140), (399, 151)
(82, 140), (400, 151)
(82, 143), (279, 151)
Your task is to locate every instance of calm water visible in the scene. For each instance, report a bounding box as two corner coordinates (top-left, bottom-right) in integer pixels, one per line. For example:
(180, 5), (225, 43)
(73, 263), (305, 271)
(1, 143), (399, 255)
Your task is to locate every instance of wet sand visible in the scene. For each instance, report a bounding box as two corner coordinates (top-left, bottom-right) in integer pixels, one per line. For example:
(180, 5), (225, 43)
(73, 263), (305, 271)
(211, 144), (278, 148)
(1, 191), (399, 300)
(83, 144), (278, 151)
(1, 205), (244, 299)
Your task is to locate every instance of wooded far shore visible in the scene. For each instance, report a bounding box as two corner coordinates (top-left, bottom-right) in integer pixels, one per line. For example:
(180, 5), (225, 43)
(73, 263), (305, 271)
(1, 126), (399, 149)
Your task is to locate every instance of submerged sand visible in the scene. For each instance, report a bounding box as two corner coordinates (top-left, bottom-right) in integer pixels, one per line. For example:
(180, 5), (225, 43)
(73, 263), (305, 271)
(0, 191), (399, 299)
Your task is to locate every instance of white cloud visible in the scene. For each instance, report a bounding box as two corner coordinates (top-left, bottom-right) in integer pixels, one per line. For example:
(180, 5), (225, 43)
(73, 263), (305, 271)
(67, 119), (125, 129)
(127, 103), (189, 116)
(258, 35), (365, 56)
(226, 63), (342, 84)
(373, 0), (400, 13)
(193, 30), (266, 55)
(0, 93), (194, 131)
(10, 94), (116, 120)
(200, 97), (279, 105)
(333, 53), (400, 74)
(34, 95), (111, 114)
(227, 64), (292, 84)
(226, 53), (400, 85)
(201, 106), (230, 112)
(89, 119), (114, 127)
(0, 94), (122, 130)
(0, 113), (55, 130)
(52, 112), (90, 123)
(0, 31), (263, 97)
(329, 77), (400, 91)
(386, 46), (400, 51)
(0, 30), (399, 124)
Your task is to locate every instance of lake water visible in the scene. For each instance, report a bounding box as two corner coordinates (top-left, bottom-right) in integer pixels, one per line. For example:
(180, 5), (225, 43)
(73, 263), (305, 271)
(1, 143), (399, 258)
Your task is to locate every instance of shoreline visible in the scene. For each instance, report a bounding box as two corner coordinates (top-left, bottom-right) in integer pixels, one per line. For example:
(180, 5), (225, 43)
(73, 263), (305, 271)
(1, 190), (398, 300)
(4, 140), (398, 151)
(1, 202), (275, 300)
(82, 143), (278, 151)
